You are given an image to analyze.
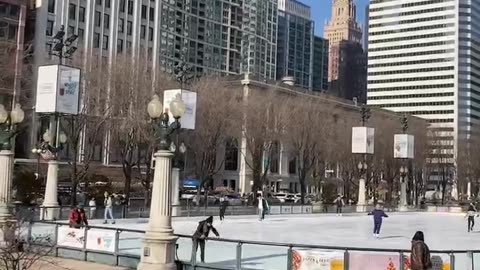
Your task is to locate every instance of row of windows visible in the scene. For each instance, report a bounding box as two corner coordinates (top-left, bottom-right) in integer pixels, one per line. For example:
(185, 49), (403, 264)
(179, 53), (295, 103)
(409, 110), (455, 115)
(374, 101), (454, 108)
(368, 40), (454, 52)
(429, 119), (454, 123)
(370, 0), (449, 13)
(369, 24), (453, 36)
(368, 66), (454, 76)
(368, 58), (453, 68)
(368, 84), (454, 92)
(370, 32), (455, 44)
(367, 92), (454, 100)
(369, 15), (454, 28)
(368, 75), (454, 84)
(370, 7), (454, 20)
(368, 49), (454, 60)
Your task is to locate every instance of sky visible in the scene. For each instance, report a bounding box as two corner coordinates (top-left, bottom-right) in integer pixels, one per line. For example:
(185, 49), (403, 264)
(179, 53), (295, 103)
(299, 0), (369, 36)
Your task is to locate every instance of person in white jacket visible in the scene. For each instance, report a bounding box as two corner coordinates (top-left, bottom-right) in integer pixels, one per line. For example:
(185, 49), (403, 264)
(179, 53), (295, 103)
(103, 194), (115, 224)
(88, 197), (96, 219)
(257, 194), (269, 221)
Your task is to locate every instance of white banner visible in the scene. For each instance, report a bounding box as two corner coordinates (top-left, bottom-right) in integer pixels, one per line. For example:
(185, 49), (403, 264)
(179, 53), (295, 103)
(292, 250), (344, 270)
(352, 127), (375, 154)
(163, 89), (197, 130)
(36, 65), (80, 115)
(86, 229), (116, 252)
(394, 134), (414, 159)
(57, 226), (85, 249)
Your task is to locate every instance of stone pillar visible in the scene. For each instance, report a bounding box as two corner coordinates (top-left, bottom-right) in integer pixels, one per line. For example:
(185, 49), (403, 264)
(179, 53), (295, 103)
(171, 167), (180, 217)
(468, 181), (472, 200)
(137, 150), (177, 270)
(0, 151), (14, 245)
(42, 160), (59, 220)
(399, 178), (408, 211)
(356, 178), (366, 212)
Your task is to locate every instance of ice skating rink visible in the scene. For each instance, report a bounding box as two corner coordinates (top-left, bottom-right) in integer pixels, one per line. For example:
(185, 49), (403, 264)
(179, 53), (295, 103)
(32, 212), (480, 269)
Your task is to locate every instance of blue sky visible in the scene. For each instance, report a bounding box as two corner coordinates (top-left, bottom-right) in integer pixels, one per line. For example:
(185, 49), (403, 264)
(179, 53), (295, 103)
(299, 0), (369, 36)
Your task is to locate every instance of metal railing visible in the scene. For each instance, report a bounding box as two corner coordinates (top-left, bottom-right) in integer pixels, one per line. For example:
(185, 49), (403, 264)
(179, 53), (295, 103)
(27, 220), (477, 270)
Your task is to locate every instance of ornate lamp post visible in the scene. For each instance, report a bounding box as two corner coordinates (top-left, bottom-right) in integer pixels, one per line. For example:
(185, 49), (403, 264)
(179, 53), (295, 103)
(137, 94), (185, 270)
(0, 104), (25, 245)
(399, 165), (408, 209)
(357, 160), (368, 211)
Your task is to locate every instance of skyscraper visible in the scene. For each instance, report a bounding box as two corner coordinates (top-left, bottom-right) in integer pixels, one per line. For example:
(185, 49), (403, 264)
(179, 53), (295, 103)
(276, 0), (313, 89)
(324, 0), (365, 101)
(367, 0), (480, 166)
(312, 36), (328, 91)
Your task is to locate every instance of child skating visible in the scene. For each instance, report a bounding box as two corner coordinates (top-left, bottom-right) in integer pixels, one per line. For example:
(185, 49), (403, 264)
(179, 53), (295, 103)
(466, 202), (478, 232)
(368, 204), (388, 238)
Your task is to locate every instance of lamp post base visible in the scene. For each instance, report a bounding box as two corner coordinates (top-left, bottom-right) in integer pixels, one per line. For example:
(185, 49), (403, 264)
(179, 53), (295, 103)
(137, 230), (178, 270)
(0, 204), (14, 246)
(42, 160), (59, 221)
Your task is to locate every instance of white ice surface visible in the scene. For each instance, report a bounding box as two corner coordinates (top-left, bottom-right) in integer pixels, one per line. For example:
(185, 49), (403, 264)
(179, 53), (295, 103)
(31, 213), (480, 269)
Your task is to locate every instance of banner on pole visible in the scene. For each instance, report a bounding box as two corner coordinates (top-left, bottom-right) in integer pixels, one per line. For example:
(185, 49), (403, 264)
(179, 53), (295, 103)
(57, 226), (85, 249)
(352, 127), (375, 154)
(394, 134), (415, 159)
(163, 89), (197, 130)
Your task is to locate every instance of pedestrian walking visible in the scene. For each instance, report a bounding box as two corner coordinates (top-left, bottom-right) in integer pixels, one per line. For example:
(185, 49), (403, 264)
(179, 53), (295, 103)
(191, 216), (219, 263)
(103, 194), (115, 224)
(257, 194), (269, 221)
(88, 197), (96, 219)
(333, 195), (344, 216)
(410, 231), (432, 270)
(466, 202), (478, 232)
(219, 195), (228, 221)
(368, 204), (388, 238)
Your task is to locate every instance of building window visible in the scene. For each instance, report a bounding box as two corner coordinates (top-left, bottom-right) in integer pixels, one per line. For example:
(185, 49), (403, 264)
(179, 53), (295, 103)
(68, 26), (75, 35)
(141, 25), (146, 39)
(79, 7), (85, 22)
(78, 28), (84, 41)
(126, 41), (132, 49)
(104, 14), (110, 29)
(224, 139), (238, 171)
(149, 27), (154, 41)
(103, 35), (109, 50)
(120, 0), (125, 12)
(46, 20), (54, 36)
(48, 0), (55, 13)
(141, 5), (147, 19)
(127, 21), (132, 35)
(95, 11), (101, 27)
(68, 4), (76, 20)
(105, 0), (111, 8)
(269, 142), (280, 174)
(128, 0), (133, 15)
(288, 158), (296, 174)
(96, 0), (102, 5)
(149, 7), (154, 21)
(223, 180), (228, 187)
(119, 19), (124, 33)
(117, 39), (124, 52)
(93, 33), (100, 48)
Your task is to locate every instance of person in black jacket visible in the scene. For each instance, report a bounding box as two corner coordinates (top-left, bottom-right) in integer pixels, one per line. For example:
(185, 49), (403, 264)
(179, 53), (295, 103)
(191, 216), (220, 263)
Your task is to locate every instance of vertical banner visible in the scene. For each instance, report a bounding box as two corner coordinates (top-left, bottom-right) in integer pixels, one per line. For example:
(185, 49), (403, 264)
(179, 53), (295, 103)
(86, 229), (117, 252)
(57, 226), (85, 248)
(163, 89), (197, 130)
(394, 134), (415, 159)
(352, 127), (375, 154)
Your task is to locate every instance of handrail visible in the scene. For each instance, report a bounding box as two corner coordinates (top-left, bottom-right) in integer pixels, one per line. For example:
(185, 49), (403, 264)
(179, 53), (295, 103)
(32, 220), (475, 254)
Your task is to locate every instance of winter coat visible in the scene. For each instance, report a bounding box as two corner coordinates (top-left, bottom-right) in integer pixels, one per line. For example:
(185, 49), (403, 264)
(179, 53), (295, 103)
(334, 197), (344, 207)
(368, 209), (388, 223)
(193, 219), (219, 241)
(467, 205), (477, 217)
(410, 240), (432, 270)
(105, 197), (113, 208)
(68, 209), (81, 226)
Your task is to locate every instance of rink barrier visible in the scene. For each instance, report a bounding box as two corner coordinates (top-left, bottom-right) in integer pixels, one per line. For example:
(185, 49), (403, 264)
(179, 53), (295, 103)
(27, 221), (478, 270)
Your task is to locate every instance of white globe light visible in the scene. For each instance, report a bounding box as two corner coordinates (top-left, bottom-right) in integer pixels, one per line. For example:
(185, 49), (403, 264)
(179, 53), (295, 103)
(169, 94), (186, 118)
(59, 132), (68, 144)
(43, 129), (53, 143)
(10, 103), (24, 124)
(31, 148), (38, 154)
(147, 94), (163, 119)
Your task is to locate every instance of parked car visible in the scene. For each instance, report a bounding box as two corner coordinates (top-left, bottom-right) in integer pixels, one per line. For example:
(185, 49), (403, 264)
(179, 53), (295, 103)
(275, 193), (288, 203)
(224, 194), (244, 206)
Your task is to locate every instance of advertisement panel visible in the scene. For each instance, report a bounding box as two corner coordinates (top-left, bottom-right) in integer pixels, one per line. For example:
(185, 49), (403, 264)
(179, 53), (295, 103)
(163, 89), (197, 130)
(36, 65), (80, 115)
(57, 226), (85, 249)
(394, 134), (415, 159)
(291, 250), (344, 270)
(86, 229), (117, 252)
(352, 127), (375, 154)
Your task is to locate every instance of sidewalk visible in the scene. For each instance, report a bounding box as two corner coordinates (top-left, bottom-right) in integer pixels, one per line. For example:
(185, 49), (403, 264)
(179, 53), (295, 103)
(33, 258), (131, 270)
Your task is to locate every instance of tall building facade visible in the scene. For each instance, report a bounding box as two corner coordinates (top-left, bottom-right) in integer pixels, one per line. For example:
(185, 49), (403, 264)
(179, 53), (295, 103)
(312, 36), (328, 91)
(324, 0), (365, 102)
(33, 0), (277, 80)
(367, 0), (480, 167)
(276, 0), (313, 89)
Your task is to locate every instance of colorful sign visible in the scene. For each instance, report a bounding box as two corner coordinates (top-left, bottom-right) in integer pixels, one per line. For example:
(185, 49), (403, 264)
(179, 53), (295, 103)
(292, 250), (344, 270)
(163, 89), (197, 130)
(86, 229), (116, 252)
(352, 127), (375, 154)
(36, 65), (80, 115)
(57, 226), (85, 249)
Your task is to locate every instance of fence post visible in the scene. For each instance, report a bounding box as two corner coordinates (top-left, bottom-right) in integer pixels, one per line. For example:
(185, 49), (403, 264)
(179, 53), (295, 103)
(450, 253), (455, 270)
(399, 251), (404, 270)
(287, 245), (293, 270)
(27, 221), (33, 245)
(235, 242), (242, 270)
(467, 251), (474, 270)
(54, 224), (59, 257)
(83, 227), (88, 261)
(343, 250), (349, 270)
(114, 230), (121, 266)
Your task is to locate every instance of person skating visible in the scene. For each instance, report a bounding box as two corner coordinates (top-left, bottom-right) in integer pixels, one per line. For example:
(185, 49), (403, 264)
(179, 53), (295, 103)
(68, 206), (81, 228)
(219, 195), (228, 222)
(368, 204), (388, 238)
(410, 231), (432, 270)
(191, 216), (219, 263)
(89, 197), (96, 219)
(256, 194), (269, 221)
(466, 202), (478, 232)
(333, 195), (344, 216)
(103, 193), (115, 224)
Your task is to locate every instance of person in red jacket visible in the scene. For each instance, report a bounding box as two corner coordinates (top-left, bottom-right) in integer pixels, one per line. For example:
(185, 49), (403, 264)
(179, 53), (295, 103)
(68, 206), (81, 228)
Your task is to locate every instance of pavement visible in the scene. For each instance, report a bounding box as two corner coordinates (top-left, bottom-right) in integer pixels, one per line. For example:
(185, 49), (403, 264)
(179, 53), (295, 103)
(32, 257), (130, 270)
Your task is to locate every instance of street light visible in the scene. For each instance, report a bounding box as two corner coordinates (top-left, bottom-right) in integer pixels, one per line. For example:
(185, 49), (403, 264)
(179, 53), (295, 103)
(138, 94), (185, 270)
(50, 25), (78, 64)
(0, 103), (24, 245)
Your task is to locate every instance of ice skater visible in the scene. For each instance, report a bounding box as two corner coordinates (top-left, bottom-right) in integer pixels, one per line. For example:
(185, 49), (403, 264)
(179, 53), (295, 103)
(333, 195), (344, 216)
(368, 204), (388, 238)
(256, 194), (269, 221)
(466, 202), (478, 232)
(219, 195), (228, 222)
(191, 216), (220, 263)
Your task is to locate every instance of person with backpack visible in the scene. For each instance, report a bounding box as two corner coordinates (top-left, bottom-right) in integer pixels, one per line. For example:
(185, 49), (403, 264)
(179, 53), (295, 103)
(68, 206), (81, 228)
(219, 195), (228, 222)
(368, 204), (388, 238)
(410, 231), (432, 270)
(191, 216), (219, 263)
(466, 202), (478, 232)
